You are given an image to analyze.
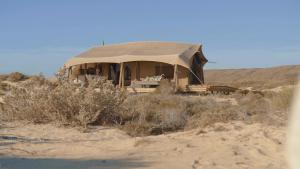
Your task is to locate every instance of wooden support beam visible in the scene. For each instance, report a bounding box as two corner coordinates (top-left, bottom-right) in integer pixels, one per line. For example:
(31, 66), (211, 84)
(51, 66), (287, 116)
(159, 63), (162, 75)
(85, 63), (87, 75)
(136, 61), (140, 80)
(122, 64), (125, 88)
(67, 67), (71, 78)
(135, 61), (138, 80)
(173, 64), (178, 91)
(119, 63), (124, 88)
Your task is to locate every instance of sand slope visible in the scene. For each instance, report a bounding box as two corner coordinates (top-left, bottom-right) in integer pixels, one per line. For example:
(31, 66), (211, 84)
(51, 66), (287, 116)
(0, 122), (287, 169)
(205, 65), (300, 89)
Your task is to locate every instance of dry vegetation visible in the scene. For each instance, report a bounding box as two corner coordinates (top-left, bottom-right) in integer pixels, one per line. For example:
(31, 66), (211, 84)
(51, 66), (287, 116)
(120, 88), (292, 136)
(3, 72), (28, 82)
(0, 69), (295, 136)
(1, 73), (126, 127)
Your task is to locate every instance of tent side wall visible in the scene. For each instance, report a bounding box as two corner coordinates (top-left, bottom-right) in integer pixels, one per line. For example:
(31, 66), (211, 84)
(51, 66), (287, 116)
(139, 62), (174, 79)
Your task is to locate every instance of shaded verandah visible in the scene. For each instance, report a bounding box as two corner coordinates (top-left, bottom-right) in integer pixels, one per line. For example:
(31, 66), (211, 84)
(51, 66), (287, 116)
(67, 60), (204, 92)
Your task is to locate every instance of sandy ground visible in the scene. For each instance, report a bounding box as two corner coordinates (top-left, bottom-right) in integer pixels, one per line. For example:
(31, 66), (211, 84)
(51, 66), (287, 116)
(0, 121), (287, 169)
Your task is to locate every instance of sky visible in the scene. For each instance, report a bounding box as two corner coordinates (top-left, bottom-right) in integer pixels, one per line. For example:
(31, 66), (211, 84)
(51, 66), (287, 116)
(0, 0), (299, 76)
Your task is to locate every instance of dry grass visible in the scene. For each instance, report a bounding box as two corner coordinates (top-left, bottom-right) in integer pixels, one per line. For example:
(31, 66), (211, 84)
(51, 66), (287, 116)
(6, 72), (28, 82)
(0, 83), (8, 94)
(121, 87), (294, 136)
(121, 83), (244, 136)
(185, 97), (240, 129)
(268, 87), (294, 111)
(2, 72), (126, 127)
(231, 88), (294, 126)
(0, 74), (8, 82)
(0, 70), (295, 136)
(120, 94), (189, 136)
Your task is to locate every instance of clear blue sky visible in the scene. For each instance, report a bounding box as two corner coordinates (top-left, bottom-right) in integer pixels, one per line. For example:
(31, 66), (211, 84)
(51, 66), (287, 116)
(0, 0), (299, 76)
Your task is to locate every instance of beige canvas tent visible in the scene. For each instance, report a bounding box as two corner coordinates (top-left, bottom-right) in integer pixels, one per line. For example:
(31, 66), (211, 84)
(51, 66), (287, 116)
(65, 41), (208, 92)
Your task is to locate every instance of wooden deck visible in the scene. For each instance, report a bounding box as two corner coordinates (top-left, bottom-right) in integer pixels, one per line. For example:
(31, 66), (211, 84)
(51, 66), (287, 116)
(207, 85), (238, 94)
(127, 87), (157, 93)
(184, 85), (209, 93)
(127, 85), (238, 94)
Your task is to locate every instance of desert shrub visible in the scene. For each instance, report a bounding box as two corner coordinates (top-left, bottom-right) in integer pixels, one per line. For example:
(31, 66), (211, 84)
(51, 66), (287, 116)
(120, 94), (189, 136)
(154, 79), (174, 95)
(232, 90), (293, 126)
(0, 82), (8, 92)
(267, 87), (294, 111)
(24, 74), (51, 87)
(185, 97), (240, 129)
(6, 72), (27, 82)
(0, 74), (8, 82)
(234, 93), (272, 122)
(121, 88), (294, 136)
(120, 94), (243, 136)
(2, 74), (125, 127)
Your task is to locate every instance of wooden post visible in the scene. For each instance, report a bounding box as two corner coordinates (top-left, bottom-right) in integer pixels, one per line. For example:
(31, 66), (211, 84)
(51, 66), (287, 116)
(67, 67), (70, 78)
(122, 66), (125, 88)
(136, 61), (140, 80)
(173, 64), (178, 91)
(159, 63), (162, 75)
(119, 63), (124, 88)
(70, 66), (72, 76)
(135, 61), (138, 80)
(122, 63), (125, 88)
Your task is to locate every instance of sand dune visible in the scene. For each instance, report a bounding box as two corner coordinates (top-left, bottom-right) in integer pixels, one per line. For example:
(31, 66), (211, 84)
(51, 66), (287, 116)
(0, 121), (287, 169)
(0, 65), (294, 169)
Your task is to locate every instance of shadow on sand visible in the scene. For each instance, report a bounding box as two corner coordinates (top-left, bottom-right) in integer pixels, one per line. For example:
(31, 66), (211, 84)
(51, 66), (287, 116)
(0, 157), (150, 169)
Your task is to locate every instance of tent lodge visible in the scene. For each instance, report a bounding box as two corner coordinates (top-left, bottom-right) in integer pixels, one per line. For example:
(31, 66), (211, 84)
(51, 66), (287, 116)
(64, 41), (208, 92)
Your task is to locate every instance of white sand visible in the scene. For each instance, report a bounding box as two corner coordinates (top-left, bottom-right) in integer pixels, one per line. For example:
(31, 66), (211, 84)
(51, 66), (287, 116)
(0, 121), (287, 169)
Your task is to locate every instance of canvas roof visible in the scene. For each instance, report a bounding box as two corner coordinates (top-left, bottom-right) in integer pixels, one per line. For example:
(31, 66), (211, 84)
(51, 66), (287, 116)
(65, 41), (207, 69)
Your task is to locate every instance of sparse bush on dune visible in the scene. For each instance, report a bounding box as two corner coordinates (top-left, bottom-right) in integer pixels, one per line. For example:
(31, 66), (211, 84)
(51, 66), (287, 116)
(0, 83), (8, 93)
(268, 87), (294, 111)
(6, 72), (27, 82)
(2, 72), (125, 127)
(23, 74), (52, 87)
(0, 74), (8, 82)
(232, 88), (294, 126)
(120, 94), (189, 136)
(234, 93), (272, 122)
(120, 91), (246, 136)
(185, 97), (240, 129)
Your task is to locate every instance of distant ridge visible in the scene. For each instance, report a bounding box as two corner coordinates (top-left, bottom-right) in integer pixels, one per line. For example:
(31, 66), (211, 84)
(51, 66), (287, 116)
(204, 65), (300, 89)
